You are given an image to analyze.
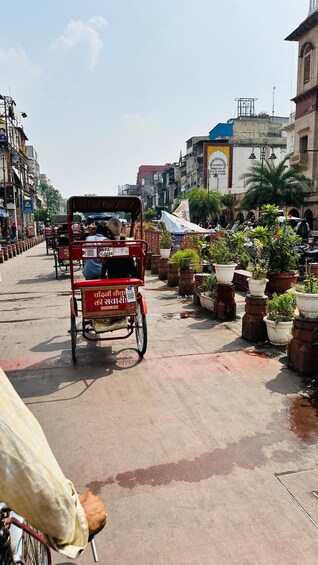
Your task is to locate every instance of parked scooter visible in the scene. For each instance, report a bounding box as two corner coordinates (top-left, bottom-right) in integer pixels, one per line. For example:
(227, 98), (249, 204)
(295, 244), (318, 277)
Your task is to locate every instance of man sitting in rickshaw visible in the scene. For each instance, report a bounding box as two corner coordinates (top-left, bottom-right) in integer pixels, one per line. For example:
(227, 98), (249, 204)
(101, 219), (137, 279)
(83, 224), (108, 280)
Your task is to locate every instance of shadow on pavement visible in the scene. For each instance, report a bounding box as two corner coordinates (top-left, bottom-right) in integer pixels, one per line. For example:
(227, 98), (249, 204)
(266, 365), (303, 396)
(7, 346), (142, 402)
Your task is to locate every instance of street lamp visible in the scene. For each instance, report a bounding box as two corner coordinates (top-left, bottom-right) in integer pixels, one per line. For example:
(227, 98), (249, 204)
(213, 172), (219, 191)
(248, 146), (277, 219)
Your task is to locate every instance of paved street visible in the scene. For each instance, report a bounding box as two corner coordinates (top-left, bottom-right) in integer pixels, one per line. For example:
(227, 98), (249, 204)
(2, 243), (318, 564)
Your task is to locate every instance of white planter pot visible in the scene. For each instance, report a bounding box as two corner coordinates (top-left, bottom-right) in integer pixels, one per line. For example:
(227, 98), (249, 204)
(248, 277), (268, 297)
(199, 293), (214, 311)
(214, 263), (237, 285)
(295, 291), (318, 319)
(263, 316), (293, 346)
(159, 248), (171, 259)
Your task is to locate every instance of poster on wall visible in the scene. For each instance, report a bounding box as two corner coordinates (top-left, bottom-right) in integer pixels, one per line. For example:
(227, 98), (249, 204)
(206, 145), (231, 194)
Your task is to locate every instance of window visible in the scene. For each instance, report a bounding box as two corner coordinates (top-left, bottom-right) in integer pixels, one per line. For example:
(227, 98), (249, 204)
(304, 45), (311, 83)
(300, 135), (308, 154)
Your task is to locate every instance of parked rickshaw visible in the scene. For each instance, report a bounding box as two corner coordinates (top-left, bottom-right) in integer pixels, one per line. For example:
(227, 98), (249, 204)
(67, 196), (148, 361)
(51, 214), (82, 279)
(45, 224), (53, 255)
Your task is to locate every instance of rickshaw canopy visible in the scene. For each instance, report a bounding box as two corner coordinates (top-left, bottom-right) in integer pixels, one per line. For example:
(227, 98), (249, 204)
(67, 196), (142, 221)
(52, 214), (82, 225)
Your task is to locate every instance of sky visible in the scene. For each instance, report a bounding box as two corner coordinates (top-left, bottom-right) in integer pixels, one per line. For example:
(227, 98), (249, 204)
(0, 0), (309, 198)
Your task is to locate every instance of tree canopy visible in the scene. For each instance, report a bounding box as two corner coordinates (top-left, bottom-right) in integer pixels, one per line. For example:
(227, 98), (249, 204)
(186, 188), (221, 225)
(39, 182), (66, 216)
(240, 156), (311, 211)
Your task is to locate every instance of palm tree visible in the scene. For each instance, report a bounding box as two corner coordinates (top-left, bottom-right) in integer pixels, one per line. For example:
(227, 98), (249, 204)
(240, 156), (311, 211)
(221, 194), (238, 225)
(187, 188), (221, 225)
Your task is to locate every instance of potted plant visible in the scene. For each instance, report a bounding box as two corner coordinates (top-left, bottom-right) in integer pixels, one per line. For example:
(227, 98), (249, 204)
(248, 262), (269, 297)
(208, 238), (237, 284)
(169, 249), (201, 296)
(252, 206), (302, 294)
(169, 249), (201, 272)
(294, 276), (318, 319)
(264, 292), (296, 345)
(159, 230), (173, 258)
(198, 274), (217, 311)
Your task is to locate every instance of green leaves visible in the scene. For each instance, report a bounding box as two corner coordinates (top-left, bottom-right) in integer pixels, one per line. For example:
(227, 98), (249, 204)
(240, 156), (309, 211)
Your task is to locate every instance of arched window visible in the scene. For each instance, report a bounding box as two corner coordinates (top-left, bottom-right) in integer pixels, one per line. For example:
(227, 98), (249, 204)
(303, 44), (312, 83)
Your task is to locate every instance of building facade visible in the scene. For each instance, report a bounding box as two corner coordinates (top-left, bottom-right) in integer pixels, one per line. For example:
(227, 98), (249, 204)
(286, 1), (318, 227)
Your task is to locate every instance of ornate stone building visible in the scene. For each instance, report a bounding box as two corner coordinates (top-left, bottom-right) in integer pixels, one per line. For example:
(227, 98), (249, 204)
(286, 0), (318, 228)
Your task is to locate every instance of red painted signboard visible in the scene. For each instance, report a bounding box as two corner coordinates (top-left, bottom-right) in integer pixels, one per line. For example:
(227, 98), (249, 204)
(82, 285), (138, 318)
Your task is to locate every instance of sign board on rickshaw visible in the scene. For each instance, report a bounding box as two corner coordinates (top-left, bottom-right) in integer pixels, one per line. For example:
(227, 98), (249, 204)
(82, 285), (138, 318)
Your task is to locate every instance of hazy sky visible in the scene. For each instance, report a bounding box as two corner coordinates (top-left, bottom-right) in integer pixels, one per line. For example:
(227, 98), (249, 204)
(0, 0), (308, 197)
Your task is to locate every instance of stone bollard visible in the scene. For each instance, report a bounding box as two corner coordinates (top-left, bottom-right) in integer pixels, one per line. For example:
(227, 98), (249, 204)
(288, 316), (318, 375)
(242, 295), (268, 342)
(213, 283), (236, 321)
(151, 254), (160, 275)
(167, 264), (179, 287)
(178, 268), (195, 296)
(3, 246), (9, 261)
(159, 257), (168, 280)
(12, 243), (17, 257)
(7, 244), (13, 258)
(146, 252), (153, 270)
(0, 247), (4, 263)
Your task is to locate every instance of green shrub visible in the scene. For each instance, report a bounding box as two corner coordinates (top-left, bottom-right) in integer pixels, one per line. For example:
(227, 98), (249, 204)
(294, 276), (318, 294)
(199, 274), (217, 298)
(208, 238), (234, 265)
(267, 292), (296, 324)
(169, 249), (201, 272)
(159, 230), (173, 249)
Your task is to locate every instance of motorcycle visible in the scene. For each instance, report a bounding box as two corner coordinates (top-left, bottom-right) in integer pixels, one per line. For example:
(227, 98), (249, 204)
(295, 244), (318, 277)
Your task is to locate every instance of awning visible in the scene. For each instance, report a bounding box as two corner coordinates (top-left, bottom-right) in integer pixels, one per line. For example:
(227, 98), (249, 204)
(161, 210), (208, 233)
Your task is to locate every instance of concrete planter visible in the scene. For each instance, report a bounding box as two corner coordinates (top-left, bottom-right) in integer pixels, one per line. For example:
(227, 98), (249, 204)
(295, 291), (318, 319)
(199, 293), (214, 311)
(248, 277), (268, 297)
(159, 248), (171, 259)
(214, 264), (237, 285)
(264, 316), (293, 346)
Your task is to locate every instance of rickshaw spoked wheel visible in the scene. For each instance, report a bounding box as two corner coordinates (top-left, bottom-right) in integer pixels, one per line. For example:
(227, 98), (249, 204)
(59, 261), (68, 273)
(54, 253), (59, 279)
(70, 316), (77, 363)
(135, 299), (147, 357)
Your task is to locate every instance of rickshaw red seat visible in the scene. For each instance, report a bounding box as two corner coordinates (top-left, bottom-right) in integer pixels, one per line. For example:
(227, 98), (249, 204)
(73, 278), (144, 289)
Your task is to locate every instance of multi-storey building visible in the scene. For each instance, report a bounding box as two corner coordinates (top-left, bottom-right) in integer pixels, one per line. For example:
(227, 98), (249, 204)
(286, 0), (318, 227)
(0, 95), (29, 237)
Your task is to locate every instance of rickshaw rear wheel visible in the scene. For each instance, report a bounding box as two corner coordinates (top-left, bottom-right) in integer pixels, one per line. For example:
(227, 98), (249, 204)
(54, 253), (59, 279)
(70, 316), (77, 363)
(135, 300), (147, 356)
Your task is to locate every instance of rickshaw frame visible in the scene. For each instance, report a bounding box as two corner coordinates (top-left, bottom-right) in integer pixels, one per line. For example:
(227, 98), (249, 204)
(51, 214), (82, 279)
(67, 196), (148, 361)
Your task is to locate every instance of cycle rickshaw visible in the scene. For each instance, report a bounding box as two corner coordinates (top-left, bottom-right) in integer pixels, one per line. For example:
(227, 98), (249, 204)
(67, 196), (148, 361)
(51, 214), (82, 279)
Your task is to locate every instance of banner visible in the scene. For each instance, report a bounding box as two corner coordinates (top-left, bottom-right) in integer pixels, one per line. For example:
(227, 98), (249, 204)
(173, 200), (190, 222)
(22, 199), (34, 214)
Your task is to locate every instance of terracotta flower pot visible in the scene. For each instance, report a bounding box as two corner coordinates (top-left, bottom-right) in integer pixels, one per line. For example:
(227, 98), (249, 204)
(266, 273), (297, 295)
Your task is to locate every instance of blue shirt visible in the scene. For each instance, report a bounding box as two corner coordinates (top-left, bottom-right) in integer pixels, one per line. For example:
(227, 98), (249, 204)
(82, 234), (106, 280)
